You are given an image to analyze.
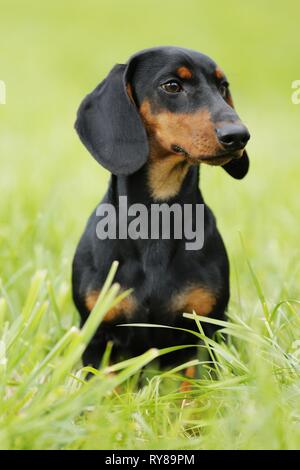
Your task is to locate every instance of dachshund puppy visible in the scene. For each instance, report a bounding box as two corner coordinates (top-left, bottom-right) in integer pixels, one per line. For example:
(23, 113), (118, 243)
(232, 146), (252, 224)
(72, 46), (250, 369)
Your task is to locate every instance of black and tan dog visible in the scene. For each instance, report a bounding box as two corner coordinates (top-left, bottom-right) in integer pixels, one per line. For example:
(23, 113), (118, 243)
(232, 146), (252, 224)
(72, 46), (250, 370)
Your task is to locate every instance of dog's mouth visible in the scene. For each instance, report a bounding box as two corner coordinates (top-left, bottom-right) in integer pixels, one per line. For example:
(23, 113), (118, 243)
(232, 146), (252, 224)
(171, 144), (244, 166)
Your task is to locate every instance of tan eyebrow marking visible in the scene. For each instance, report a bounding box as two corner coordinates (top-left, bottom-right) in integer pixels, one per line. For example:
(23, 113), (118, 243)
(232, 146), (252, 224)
(215, 66), (225, 80)
(176, 66), (192, 79)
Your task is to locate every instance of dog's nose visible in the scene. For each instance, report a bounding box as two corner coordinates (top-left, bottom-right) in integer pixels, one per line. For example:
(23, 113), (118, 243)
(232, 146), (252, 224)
(216, 124), (250, 151)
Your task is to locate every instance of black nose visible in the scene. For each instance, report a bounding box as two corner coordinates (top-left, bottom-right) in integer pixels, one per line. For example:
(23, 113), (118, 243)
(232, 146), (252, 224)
(216, 124), (250, 151)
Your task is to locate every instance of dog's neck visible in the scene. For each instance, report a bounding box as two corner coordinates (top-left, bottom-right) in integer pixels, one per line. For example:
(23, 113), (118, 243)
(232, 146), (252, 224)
(113, 160), (203, 206)
(112, 133), (204, 204)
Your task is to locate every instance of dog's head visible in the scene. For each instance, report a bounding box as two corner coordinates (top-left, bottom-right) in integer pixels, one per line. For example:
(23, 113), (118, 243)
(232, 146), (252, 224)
(75, 46), (250, 179)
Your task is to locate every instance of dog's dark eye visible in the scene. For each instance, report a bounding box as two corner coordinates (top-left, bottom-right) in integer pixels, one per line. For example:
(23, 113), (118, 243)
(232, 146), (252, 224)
(219, 83), (228, 98)
(161, 81), (182, 93)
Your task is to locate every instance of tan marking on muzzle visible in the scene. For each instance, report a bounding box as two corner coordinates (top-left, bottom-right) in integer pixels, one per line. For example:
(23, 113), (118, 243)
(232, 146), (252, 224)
(139, 100), (221, 160)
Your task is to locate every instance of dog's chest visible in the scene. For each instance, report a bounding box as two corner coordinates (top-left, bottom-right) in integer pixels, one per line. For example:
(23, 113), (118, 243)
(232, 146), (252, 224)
(132, 240), (219, 319)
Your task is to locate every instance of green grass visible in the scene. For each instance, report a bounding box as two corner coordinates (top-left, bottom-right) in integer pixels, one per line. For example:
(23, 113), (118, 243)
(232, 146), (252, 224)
(0, 0), (300, 450)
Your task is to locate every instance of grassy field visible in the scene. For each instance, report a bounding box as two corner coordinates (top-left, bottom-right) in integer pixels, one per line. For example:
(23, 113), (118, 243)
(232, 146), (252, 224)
(0, 0), (300, 450)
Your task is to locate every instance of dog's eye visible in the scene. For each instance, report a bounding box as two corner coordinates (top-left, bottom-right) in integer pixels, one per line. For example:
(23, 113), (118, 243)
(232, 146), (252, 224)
(161, 81), (182, 93)
(219, 83), (228, 98)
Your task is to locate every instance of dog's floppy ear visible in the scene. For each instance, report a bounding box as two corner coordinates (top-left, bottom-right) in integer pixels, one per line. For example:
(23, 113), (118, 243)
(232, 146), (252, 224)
(75, 63), (148, 175)
(222, 89), (250, 179)
(222, 151), (249, 179)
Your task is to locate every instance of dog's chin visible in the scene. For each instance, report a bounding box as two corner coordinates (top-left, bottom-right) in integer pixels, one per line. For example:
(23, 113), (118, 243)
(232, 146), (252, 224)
(199, 155), (233, 166)
(187, 149), (244, 167)
(171, 145), (245, 167)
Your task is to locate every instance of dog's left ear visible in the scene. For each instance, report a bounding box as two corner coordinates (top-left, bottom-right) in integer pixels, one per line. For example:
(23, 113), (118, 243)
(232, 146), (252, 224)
(222, 89), (250, 179)
(222, 151), (249, 179)
(75, 62), (148, 175)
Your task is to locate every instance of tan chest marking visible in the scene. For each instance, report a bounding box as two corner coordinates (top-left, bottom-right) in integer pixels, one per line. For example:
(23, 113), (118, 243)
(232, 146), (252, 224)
(147, 155), (190, 200)
(85, 290), (137, 322)
(171, 285), (217, 316)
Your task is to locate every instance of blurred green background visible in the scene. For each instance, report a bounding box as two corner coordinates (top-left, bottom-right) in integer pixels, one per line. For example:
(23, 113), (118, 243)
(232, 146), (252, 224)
(0, 0), (299, 316)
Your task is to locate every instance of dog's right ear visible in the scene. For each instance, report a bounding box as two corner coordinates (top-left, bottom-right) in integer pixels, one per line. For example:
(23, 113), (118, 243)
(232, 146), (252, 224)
(221, 87), (250, 180)
(75, 63), (148, 175)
